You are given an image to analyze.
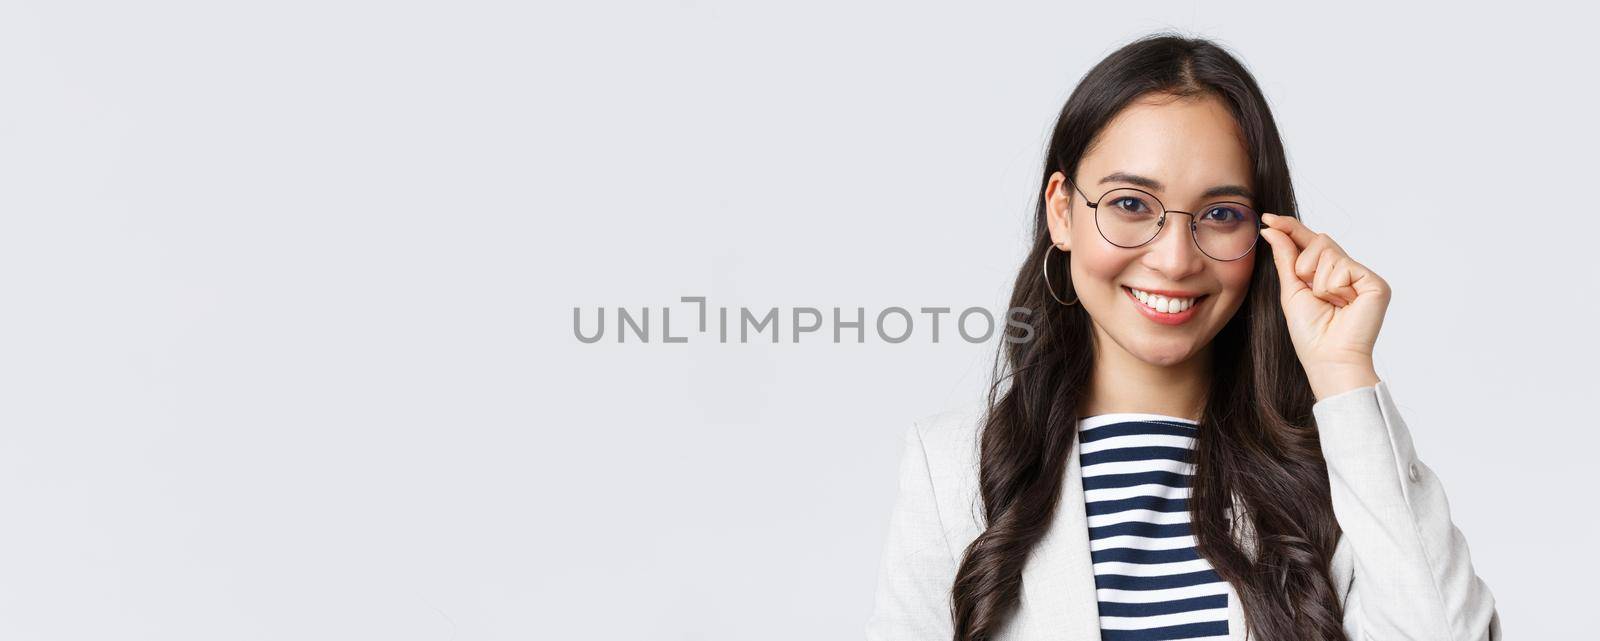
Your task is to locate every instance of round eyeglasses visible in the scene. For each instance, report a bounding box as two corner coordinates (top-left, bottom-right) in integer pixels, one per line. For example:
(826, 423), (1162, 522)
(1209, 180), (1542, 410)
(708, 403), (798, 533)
(1066, 178), (1264, 262)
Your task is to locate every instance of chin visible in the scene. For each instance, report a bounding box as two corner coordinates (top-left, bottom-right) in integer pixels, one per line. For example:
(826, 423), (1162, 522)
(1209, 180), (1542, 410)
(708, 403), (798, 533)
(1126, 335), (1203, 367)
(1140, 347), (1198, 368)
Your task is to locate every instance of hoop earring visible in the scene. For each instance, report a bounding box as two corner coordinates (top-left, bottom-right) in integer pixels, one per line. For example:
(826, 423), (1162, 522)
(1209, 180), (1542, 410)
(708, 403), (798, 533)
(1042, 243), (1079, 306)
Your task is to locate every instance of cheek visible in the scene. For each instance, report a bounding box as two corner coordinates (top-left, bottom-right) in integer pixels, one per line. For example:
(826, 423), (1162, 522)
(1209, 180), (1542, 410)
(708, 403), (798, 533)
(1071, 244), (1134, 285)
(1218, 260), (1256, 300)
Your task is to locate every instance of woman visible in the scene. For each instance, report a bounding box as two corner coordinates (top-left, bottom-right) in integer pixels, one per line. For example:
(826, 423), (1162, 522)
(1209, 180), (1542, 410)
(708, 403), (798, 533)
(866, 33), (1501, 641)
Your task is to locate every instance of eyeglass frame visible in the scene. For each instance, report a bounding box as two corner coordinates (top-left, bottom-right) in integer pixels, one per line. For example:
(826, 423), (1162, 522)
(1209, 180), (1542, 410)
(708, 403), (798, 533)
(1063, 177), (1266, 262)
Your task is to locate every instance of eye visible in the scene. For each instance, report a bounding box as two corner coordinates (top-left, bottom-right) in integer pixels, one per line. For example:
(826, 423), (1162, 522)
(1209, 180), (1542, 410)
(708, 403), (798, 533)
(1109, 196), (1150, 213)
(1202, 205), (1246, 223)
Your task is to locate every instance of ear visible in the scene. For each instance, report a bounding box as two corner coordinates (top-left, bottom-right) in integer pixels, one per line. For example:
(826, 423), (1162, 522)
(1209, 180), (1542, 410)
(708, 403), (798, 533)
(1045, 171), (1073, 251)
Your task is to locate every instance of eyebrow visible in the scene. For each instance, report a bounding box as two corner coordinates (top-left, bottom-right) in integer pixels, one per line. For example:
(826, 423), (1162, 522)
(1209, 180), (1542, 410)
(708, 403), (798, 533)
(1099, 171), (1254, 202)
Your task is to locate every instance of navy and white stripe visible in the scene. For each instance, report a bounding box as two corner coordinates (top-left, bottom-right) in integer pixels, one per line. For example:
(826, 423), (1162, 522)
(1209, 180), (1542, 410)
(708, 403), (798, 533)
(1079, 413), (1232, 641)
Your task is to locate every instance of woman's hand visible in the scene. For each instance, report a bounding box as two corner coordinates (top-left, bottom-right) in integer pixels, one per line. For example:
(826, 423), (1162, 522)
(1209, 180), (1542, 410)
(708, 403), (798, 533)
(1258, 213), (1388, 401)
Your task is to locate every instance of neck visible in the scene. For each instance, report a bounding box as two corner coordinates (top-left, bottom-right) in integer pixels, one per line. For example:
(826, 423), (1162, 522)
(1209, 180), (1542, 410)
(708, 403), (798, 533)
(1080, 332), (1212, 422)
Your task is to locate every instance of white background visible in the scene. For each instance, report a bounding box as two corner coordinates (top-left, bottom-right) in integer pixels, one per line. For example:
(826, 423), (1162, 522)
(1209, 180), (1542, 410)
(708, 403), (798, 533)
(1, 1), (1593, 638)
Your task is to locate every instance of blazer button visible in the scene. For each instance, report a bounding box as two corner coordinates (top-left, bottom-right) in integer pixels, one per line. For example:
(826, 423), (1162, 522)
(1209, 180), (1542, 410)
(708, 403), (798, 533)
(1408, 462), (1421, 482)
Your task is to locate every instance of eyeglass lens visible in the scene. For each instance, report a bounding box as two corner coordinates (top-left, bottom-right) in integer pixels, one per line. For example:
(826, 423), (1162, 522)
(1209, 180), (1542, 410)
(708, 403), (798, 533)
(1094, 188), (1260, 261)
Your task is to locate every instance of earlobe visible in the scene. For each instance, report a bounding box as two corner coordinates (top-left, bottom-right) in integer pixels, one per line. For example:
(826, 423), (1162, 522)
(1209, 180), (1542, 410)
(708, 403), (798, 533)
(1047, 226), (1072, 253)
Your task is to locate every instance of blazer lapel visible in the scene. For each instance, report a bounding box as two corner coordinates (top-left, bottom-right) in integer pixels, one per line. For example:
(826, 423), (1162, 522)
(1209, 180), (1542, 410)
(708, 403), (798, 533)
(1007, 433), (1103, 640)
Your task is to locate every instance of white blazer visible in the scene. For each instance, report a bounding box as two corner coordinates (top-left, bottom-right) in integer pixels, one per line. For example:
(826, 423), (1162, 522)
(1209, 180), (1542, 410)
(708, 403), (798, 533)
(866, 380), (1501, 640)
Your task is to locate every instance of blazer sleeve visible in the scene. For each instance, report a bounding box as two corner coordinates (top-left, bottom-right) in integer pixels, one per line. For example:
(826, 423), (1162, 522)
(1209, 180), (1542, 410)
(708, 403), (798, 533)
(866, 421), (959, 641)
(1313, 379), (1502, 641)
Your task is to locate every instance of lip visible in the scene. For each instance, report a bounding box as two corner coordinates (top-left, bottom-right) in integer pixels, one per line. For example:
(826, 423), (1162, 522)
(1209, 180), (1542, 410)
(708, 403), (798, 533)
(1124, 286), (1206, 298)
(1123, 286), (1208, 326)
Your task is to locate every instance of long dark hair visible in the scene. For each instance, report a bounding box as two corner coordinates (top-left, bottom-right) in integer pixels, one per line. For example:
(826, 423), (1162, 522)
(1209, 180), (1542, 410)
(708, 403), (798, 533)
(950, 33), (1346, 640)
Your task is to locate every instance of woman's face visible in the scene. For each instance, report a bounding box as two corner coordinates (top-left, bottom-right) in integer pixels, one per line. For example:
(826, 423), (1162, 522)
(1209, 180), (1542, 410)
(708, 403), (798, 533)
(1045, 93), (1257, 368)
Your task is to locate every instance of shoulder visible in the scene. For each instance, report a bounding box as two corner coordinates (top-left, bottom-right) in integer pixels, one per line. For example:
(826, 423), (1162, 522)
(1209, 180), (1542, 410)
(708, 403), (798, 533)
(911, 403), (985, 466)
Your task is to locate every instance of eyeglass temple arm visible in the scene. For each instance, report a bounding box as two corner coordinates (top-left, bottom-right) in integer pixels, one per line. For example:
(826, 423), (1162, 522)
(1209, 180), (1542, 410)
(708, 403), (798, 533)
(1063, 176), (1096, 206)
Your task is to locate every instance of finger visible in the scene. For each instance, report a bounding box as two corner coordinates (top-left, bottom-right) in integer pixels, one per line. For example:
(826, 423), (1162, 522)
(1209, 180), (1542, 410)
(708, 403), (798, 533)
(1259, 227), (1308, 297)
(1323, 234), (1348, 256)
(1261, 213), (1320, 251)
(1310, 234), (1355, 305)
(1338, 255), (1386, 299)
(1310, 250), (1333, 306)
(1312, 250), (1350, 307)
(1294, 235), (1326, 285)
(1329, 259), (1360, 305)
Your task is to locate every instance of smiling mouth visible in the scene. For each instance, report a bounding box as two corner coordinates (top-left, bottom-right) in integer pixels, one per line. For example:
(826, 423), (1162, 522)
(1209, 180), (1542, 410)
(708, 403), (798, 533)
(1122, 286), (1210, 314)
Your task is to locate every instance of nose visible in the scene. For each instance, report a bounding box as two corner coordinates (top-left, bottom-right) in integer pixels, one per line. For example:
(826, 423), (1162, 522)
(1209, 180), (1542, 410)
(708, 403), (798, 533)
(1143, 212), (1207, 277)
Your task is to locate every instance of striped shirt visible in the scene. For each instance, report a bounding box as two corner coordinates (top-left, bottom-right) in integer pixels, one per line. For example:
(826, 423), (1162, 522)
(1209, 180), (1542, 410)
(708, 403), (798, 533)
(1079, 413), (1234, 641)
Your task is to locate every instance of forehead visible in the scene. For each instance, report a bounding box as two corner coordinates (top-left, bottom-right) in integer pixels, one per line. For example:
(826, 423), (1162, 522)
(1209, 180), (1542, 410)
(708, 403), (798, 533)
(1081, 94), (1252, 197)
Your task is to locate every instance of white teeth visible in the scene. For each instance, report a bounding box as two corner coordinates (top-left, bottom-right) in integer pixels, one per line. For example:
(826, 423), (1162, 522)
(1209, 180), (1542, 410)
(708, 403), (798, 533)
(1130, 288), (1198, 314)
